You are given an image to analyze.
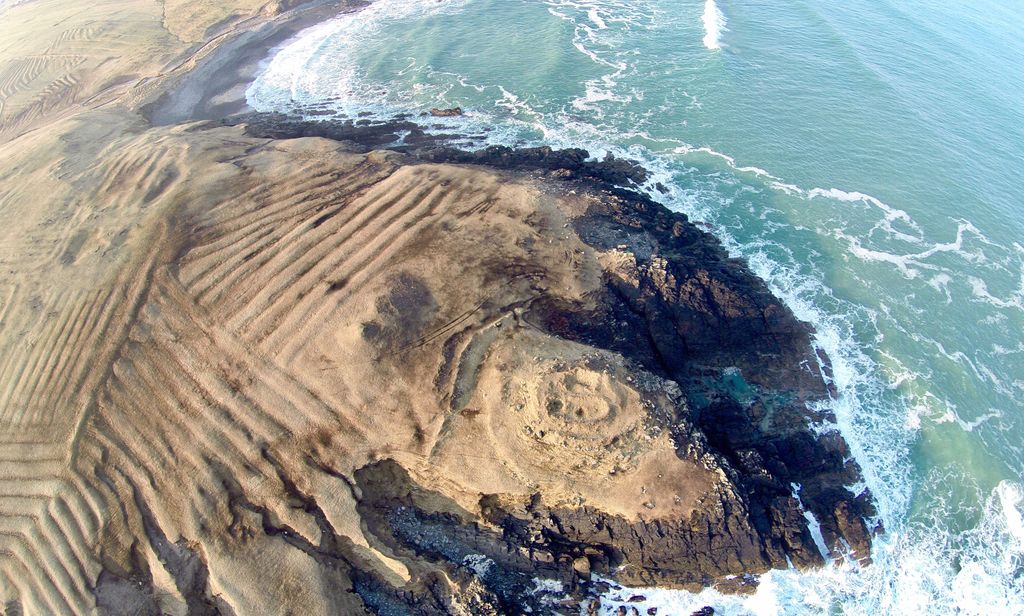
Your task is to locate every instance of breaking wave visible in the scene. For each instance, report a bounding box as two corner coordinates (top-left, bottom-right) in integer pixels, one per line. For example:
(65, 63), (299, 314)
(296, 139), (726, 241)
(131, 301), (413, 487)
(701, 0), (728, 50)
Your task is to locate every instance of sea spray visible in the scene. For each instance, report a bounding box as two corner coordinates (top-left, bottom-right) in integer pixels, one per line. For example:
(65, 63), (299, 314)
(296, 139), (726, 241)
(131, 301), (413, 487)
(701, 0), (727, 49)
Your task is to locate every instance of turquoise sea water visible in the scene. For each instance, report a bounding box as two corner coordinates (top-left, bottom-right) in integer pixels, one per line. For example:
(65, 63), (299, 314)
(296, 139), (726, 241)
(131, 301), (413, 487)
(247, 1), (1024, 613)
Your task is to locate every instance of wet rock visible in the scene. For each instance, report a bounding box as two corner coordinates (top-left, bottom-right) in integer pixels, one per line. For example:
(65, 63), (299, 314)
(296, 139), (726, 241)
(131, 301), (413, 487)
(430, 106), (464, 117)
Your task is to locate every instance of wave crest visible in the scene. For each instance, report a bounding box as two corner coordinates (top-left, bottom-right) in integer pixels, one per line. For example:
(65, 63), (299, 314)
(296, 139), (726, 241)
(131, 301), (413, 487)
(702, 0), (728, 50)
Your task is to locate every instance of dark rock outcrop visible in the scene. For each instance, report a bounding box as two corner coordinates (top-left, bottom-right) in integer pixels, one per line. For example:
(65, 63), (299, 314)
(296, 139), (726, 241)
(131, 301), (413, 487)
(235, 113), (650, 187)
(429, 107), (463, 117)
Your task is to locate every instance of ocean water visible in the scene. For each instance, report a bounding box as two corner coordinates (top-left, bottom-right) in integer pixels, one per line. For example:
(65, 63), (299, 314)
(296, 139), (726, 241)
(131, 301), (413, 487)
(246, 1), (1024, 613)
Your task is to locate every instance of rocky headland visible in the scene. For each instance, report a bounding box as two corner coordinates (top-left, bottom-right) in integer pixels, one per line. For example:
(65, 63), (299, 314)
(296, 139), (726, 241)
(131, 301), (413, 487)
(0, 1), (876, 614)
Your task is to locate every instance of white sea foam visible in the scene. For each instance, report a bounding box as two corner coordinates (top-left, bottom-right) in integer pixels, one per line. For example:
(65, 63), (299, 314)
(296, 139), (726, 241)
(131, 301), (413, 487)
(594, 479), (1024, 615)
(588, 7), (608, 29)
(701, 0), (728, 50)
(664, 144), (1007, 298)
(669, 143), (776, 178)
(928, 273), (953, 302)
(792, 483), (832, 560)
(461, 554), (494, 577)
(542, 1), (654, 117)
(968, 273), (1024, 310)
(950, 408), (1003, 433)
(247, 0), (472, 116)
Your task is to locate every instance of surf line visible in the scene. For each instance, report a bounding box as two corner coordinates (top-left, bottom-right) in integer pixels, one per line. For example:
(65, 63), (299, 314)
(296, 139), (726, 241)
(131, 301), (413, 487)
(702, 0), (728, 50)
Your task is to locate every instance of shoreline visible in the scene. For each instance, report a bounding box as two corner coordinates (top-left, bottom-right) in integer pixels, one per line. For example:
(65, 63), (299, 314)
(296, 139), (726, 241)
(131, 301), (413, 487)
(143, 0), (367, 125)
(0, 0), (880, 613)
(147, 0), (880, 601)
(233, 102), (881, 578)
